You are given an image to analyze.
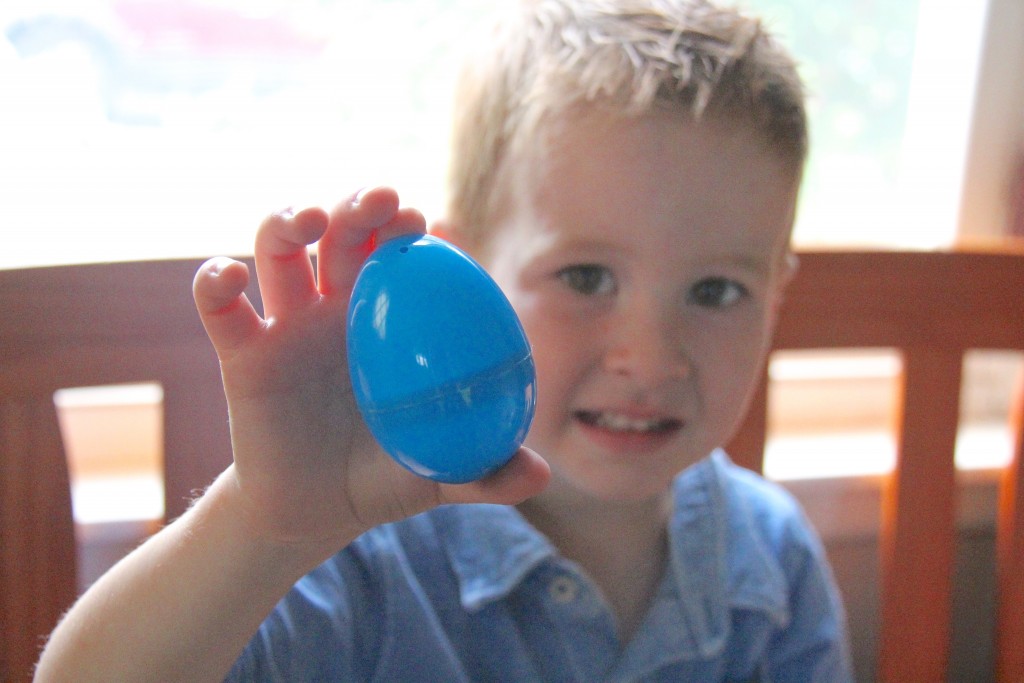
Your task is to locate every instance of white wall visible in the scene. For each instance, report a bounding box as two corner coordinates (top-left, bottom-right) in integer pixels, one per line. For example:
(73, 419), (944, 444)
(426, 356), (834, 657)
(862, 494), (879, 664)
(958, 0), (1024, 239)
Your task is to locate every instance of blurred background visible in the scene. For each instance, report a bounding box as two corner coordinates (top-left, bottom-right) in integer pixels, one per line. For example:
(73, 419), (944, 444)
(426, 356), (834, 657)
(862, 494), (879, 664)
(3, 3), (1023, 679)
(3, 0), (1020, 271)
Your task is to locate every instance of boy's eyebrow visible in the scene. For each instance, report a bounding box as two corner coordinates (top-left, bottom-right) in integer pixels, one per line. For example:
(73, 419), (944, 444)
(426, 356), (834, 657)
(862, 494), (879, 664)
(522, 224), (786, 274)
(717, 253), (775, 274)
(660, 248), (782, 282)
(528, 233), (625, 259)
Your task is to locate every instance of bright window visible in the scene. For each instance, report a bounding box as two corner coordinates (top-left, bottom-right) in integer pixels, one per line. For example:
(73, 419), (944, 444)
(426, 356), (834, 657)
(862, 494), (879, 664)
(744, 0), (990, 247)
(1, 1), (490, 268)
(0, 0), (998, 268)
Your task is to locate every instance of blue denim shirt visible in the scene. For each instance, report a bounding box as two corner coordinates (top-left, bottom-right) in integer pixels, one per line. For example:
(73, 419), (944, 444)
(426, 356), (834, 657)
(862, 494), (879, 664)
(227, 451), (852, 682)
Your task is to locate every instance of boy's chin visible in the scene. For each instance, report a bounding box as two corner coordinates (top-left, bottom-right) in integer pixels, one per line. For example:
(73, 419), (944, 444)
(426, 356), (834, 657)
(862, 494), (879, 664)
(539, 464), (677, 507)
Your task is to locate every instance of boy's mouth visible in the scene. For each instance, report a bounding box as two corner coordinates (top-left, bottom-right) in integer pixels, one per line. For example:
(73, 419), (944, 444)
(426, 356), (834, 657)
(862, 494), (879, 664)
(575, 410), (682, 434)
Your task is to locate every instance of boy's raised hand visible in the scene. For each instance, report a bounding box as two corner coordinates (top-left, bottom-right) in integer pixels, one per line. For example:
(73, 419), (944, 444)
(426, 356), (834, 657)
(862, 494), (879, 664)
(35, 189), (547, 683)
(192, 187), (549, 562)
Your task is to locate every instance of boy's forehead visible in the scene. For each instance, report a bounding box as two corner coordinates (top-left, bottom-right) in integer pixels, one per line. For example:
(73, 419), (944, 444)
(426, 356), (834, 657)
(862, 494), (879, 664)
(522, 107), (799, 194)
(486, 106), (799, 259)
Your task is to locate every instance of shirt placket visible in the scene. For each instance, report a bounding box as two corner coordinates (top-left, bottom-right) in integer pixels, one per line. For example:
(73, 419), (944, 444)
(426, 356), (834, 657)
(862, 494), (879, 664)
(539, 564), (620, 681)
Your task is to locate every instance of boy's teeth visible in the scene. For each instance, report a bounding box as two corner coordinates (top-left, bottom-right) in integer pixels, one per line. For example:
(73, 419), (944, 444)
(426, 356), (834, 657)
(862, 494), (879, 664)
(588, 412), (670, 433)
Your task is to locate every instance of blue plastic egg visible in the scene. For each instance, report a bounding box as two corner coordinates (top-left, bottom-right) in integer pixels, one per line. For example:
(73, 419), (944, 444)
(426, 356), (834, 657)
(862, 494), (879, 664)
(346, 234), (536, 483)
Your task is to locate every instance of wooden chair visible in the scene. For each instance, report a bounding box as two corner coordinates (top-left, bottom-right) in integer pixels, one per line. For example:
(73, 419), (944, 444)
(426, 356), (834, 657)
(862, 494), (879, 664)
(728, 246), (1024, 682)
(0, 257), (256, 682)
(1, 247), (1022, 682)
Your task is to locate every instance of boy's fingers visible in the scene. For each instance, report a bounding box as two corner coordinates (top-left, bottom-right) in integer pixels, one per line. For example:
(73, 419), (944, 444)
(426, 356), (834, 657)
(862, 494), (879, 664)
(193, 257), (264, 354)
(253, 207), (329, 320)
(374, 206), (430, 244)
(440, 448), (551, 506)
(317, 187), (427, 296)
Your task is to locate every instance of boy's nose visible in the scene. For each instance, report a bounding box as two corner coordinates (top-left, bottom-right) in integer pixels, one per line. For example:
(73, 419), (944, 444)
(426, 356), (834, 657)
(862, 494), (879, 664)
(602, 308), (691, 385)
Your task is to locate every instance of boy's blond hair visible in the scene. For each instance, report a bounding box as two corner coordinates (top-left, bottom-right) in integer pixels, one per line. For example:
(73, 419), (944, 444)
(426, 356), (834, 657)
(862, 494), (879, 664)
(445, 0), (807, 246)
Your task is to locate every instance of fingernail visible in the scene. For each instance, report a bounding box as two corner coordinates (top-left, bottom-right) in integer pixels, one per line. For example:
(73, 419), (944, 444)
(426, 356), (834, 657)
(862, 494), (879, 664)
(206, 256), (236, 277)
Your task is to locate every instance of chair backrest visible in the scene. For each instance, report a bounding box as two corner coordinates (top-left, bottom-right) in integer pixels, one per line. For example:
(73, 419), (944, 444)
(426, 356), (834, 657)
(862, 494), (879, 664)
(1, 248), (1022, 682)
(728, 246), (1024, 683)
(0, 257), (257, 682)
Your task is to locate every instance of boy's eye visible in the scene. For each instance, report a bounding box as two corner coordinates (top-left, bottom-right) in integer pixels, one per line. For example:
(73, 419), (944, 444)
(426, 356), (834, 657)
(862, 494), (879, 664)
(556, 264), (616, 296)
(688, 277), (748, 308)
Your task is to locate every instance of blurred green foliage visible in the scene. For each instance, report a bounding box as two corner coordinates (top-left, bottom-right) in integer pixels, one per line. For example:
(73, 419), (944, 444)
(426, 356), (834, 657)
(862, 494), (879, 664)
(744, 0), (922, 190)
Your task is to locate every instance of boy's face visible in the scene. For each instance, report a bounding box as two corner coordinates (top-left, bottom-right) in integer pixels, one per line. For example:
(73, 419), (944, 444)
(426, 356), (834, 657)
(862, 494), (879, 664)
(471, 109), (798, 503)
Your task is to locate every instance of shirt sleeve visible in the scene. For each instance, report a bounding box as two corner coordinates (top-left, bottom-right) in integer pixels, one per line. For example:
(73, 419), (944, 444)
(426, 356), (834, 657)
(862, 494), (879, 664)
(223, 547), (381, 682)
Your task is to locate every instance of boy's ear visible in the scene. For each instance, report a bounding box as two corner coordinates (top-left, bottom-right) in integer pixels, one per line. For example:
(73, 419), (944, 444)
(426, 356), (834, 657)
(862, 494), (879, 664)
(770, 252), (799, 320)
(782, 251), (799, 285)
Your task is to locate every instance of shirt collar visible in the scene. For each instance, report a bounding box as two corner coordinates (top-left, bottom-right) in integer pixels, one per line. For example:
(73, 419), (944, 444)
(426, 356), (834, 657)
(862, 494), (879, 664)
(432, 450), (790, 656)
(627, 449), (791, 666)
(433, 503), (555, 611)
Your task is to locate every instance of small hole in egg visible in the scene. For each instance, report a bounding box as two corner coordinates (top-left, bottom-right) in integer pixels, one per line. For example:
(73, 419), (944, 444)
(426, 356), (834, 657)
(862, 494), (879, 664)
(399, 247), (409, 254)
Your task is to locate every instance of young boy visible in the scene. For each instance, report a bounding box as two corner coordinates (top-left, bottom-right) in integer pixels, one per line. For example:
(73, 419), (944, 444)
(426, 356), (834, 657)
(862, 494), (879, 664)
(37, 0), (852, 680)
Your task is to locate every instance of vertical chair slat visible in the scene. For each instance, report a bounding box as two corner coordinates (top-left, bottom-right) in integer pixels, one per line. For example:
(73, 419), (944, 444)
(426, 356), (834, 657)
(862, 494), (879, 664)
(996, 376), (1024, 683)
(161, 348), (234, 522)
(726, 367), (769, 474)
(0, 396), (76, 683)
(877, 348), (962, 682)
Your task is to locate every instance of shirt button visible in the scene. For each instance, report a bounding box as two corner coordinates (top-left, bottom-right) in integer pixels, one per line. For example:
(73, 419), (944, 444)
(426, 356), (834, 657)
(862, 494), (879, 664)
(548, 575), (579, 604)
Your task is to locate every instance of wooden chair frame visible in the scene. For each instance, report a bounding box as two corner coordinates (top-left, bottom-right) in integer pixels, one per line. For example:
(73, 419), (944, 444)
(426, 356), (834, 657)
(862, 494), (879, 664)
(2, 247), (1023, 681)
(729, 247), (1024, 682)
(1, 257), (249, 682)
